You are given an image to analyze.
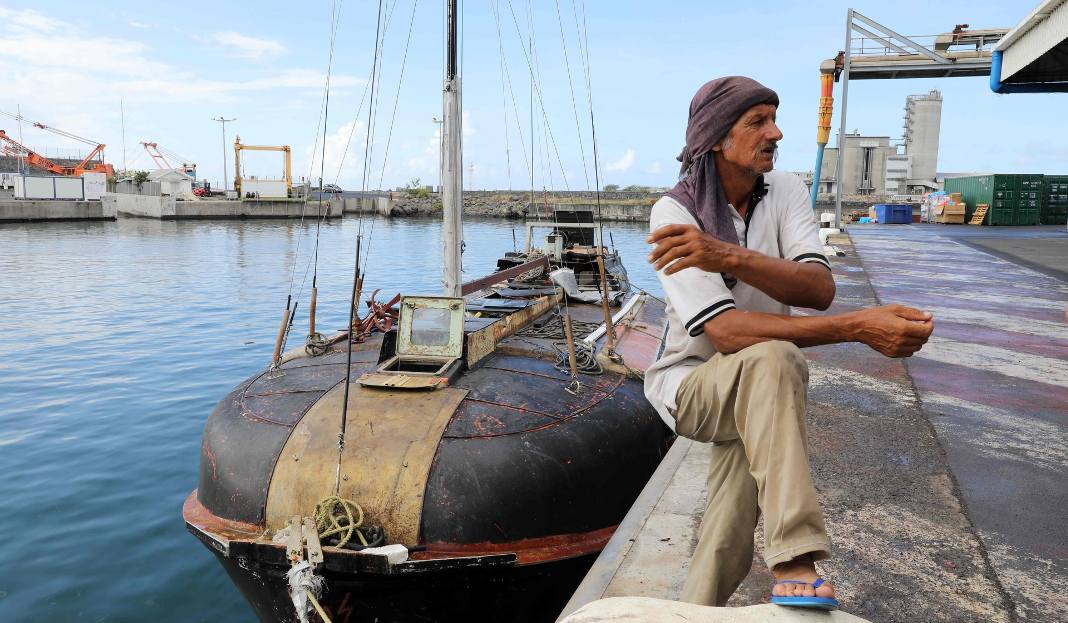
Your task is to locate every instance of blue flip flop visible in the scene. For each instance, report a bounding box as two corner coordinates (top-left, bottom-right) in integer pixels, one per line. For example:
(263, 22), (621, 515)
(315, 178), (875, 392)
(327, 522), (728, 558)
(770, 578), (840, 610)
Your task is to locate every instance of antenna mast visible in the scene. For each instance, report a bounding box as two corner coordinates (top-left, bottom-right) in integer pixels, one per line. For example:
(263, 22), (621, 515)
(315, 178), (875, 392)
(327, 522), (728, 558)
(441, 0), (463, 296)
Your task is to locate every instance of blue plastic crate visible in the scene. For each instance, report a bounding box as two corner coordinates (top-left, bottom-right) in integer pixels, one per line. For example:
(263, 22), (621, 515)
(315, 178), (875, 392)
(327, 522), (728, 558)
(873, 204), (911, 224)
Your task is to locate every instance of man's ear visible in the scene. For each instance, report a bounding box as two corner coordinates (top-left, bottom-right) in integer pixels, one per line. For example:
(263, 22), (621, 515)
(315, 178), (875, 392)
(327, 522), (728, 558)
(711, 142), (723, 153)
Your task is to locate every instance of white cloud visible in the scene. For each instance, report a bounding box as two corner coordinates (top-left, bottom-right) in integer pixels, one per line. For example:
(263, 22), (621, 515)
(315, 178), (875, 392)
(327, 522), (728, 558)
(303, 121), (359, 184)
(644, 161), (663, 174)
(0, 11), (171, 76)
(128, 20), (150, 29)
(212, 31), (287, 59)
(404, 127), (442, 187)
(605, 148), (636, 172)
(0, 8), (62, 34)
(0, 10), (361, 106)
(461, 111), (476, 138)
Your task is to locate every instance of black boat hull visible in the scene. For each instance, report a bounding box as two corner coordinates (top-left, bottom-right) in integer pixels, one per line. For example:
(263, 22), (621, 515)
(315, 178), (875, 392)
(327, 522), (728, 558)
(216, 550), (598, 623)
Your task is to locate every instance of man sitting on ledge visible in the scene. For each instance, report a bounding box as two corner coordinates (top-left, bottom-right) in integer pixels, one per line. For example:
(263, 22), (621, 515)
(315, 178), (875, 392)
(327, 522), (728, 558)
(644, 76), (934, 610)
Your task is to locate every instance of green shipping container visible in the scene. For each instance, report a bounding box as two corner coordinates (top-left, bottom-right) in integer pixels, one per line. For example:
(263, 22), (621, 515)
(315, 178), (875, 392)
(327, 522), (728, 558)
(944, 174), (1044, 225)
(988, 207), (1017, 226)
(1041, 175), (1068, 223)
(1017, 208), (1040, 226)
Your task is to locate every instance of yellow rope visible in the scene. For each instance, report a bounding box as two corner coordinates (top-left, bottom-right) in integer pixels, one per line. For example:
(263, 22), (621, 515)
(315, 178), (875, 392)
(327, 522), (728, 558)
(313, 496), (368, 548)
(307, 592), (333, 623)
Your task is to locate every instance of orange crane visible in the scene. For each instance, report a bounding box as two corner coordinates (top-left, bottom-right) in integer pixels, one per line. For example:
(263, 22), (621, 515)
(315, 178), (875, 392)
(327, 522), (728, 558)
(139, 141), (196, 178)
(0, 110), (115, 177)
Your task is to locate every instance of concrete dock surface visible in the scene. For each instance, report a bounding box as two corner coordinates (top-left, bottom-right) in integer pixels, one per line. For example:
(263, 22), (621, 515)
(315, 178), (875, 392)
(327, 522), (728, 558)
(562, 598), (870, 622)
(563, 225), (1067, 623)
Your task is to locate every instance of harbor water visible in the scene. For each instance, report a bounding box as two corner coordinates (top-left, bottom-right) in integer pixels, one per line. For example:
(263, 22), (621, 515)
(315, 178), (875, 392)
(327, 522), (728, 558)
(0, 216), (661, 622)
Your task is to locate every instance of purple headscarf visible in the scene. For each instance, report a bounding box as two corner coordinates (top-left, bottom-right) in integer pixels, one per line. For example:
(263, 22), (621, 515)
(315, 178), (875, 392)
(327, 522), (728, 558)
(666, 76), (779, 245)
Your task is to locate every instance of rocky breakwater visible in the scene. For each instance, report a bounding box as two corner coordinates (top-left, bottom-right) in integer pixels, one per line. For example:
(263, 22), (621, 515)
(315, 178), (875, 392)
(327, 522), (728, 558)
(391, 191), (659, 222)
(391, 192), (528, 218)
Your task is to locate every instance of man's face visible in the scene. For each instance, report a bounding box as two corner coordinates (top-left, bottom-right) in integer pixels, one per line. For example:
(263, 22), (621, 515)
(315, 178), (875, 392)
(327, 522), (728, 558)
(716, 104), (783, 175)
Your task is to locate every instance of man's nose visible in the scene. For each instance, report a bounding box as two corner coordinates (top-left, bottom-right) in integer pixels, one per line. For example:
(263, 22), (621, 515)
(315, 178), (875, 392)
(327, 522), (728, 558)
(767, 122), (784, 142)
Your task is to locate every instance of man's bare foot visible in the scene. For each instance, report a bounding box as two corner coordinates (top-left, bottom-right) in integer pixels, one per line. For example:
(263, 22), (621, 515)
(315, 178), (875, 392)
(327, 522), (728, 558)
(771, 555), (836, 600)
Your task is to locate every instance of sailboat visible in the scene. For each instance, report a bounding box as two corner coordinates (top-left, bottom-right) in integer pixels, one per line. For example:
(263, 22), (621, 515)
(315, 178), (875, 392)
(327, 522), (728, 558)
(182, 2), (671, 621)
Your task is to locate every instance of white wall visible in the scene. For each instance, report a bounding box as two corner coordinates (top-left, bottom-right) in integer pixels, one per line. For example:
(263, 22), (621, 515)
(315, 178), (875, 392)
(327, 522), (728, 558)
(83, 173), (106, 200)
(14, 175), (85, 200)
(103, 193), (176, 218)
(161, 178), (193, 197)
(241, 179), (288, 198)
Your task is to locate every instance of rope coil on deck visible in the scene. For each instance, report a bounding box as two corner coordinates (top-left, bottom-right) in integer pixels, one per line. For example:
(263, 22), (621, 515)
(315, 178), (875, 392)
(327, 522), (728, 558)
(313, 496), (386, 550)
(552, 341), (603, 376)
(314, 496), (367, 548)
(518, 314), (601, 340)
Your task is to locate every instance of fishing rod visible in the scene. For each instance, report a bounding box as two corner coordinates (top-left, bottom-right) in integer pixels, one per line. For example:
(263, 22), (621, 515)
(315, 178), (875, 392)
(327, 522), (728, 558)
(336, 234), (361, 495)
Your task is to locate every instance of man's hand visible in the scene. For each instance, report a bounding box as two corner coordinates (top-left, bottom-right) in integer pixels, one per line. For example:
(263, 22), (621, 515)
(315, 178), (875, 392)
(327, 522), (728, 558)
(848, 304), (934, 357)
(647, 224), (740, 274)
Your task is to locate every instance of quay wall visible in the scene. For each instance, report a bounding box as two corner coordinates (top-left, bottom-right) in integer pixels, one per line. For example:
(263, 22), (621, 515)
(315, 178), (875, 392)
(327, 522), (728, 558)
(0, 199), (115, 222)
(347, 193), (656, 221)
(348, 192), (883, 223)
(104, 194), (343, 220)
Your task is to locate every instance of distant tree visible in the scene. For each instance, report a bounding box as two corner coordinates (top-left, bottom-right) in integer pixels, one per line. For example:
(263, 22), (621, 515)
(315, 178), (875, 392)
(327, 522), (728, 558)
(623, 184), (650, 192)
(603, 184), (619, 192)
(133, 170), (150, 188)
(406, 177), (430, 199)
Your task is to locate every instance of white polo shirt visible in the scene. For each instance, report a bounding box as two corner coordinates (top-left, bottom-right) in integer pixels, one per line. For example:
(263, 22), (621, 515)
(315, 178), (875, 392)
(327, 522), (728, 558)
(643, 169), (829, 430)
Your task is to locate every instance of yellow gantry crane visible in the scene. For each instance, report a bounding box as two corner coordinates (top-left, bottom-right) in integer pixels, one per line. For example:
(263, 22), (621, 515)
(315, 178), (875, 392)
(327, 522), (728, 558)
(233, 135), (292, 198)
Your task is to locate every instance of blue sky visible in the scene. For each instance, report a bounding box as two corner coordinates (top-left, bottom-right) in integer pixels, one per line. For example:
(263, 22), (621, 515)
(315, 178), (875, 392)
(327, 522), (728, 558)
(1, 1), (1062, 191)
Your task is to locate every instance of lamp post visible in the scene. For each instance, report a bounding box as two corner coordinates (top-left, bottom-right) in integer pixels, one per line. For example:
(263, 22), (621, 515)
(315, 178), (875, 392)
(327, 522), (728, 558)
(212, 116), (236, 190)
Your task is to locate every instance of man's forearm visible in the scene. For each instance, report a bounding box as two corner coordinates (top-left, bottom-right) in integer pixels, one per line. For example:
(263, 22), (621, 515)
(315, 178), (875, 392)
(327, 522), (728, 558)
(728, 247), (835, 310)
(703, 308), (855, 354)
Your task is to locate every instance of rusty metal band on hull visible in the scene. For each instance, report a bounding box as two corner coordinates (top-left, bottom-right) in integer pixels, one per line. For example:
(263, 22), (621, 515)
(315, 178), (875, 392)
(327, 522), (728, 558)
(185, 491), (610, 568)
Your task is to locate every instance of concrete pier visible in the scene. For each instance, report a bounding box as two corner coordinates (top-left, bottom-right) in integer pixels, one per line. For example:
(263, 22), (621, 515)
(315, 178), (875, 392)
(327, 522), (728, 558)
(103, 194), (343, 220)
(336, 196), (393, 216)
(0, 199), (115, 222)
(562, 225), (1068, 623)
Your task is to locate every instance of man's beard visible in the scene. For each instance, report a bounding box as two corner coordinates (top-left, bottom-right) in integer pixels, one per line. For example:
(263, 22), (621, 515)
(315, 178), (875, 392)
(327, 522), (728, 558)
(748, 143), (778, 175)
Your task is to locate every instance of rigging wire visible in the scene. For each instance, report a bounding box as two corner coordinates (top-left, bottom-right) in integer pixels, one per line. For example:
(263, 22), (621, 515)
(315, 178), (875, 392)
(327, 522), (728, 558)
(504, 0), (573, 192)
(281, 0), (345, 355)
(312, 0), (343, 301)
(528, 3), (536, 218)
(526, 2), (558, 198)
(552, 0), (590, 190)
(356, 0), (395, 277)
(489, 0), (531, 192)
(362, 0), (397, 195)
(492, 1), (513, 190)
(357, 0), (416, 278)
(336, 0), (386, 496)
(375, 0), (422, 190)
(573, 0), (608, 249)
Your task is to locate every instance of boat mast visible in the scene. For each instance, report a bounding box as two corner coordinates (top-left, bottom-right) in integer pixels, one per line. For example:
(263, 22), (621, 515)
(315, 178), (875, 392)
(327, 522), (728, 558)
(441, 0), (463, 296)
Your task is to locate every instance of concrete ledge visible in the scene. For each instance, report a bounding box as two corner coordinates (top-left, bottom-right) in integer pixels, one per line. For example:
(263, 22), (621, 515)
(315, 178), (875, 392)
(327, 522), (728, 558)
(337, 197), (393, 216)
(0, 199), (115, 222)
(559, 437), (697, 619)
(103, 193), (343, 220)
(561, 598), (869, 622)
(171, 199), (342, 219)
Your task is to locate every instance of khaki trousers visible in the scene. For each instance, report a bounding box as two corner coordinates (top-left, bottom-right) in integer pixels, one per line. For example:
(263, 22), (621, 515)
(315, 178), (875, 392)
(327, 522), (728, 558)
(673, 340), (830, 607)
